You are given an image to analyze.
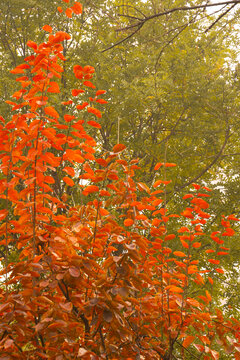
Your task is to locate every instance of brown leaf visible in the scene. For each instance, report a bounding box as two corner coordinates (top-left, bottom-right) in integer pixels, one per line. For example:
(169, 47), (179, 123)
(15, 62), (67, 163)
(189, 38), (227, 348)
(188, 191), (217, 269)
(78, 348), (88, 356)
(103, 309), (113, 323)
(69, 266), (80, 278)
(59, 302), (73, 312)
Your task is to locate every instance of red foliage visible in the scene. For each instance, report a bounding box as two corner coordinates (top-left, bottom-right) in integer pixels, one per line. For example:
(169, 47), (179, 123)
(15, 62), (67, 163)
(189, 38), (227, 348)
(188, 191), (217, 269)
(0, 1), (239, 359)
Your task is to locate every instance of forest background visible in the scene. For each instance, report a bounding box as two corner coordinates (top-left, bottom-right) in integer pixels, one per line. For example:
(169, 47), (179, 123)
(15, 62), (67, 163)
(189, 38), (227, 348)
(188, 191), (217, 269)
(0, 0), (240, 358)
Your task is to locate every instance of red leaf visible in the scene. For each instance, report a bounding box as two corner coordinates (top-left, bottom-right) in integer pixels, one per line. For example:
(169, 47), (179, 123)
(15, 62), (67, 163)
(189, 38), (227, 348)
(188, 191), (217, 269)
(215, 268), (224, 274)
(72, 89), (85, 96)
(42, 25), (52, 33)
(63, 177), (75, 187)
(178, 227), (190, 233)
(124, 219), (134, 227)
(59, 302), (73, 312)
(64, 114), (75, 122)
(83, 80), (96, 89)
(208, 259), (220, 265)
(192, 242), (201, 248)
(96, 90), (106, 96)
(76, 102), (89, 110)
(4, 339), (14, 349)
(103, 309), (113, 323)
(173, 251), (186, 257)
(27, 40), (38, 50)
(71, 2), (82, 15)
(47, 82), (60, 93)
(78, 348), (88, 356)
(166, 285), (183, 293)
(182, 335), (195, 348)
(44, 106), (59, 118)
(183, 194), (194, 199)
(165, 163), (176, 167)
(69, 267), (80, 278)
(113, 143), (126, 153)
(154, 162), (164, 170)
(96, 98), (108, 104)
(65, 8), (73, 18)
(82, 185), (99, 196)
(87, 107), (102, 118)
(87, 120), (101, 128)
(63, 167), (75, 177)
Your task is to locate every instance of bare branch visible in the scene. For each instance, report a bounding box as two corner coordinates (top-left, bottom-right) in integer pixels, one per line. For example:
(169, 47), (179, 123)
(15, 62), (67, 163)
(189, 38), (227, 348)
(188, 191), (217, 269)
(103, 0), (240, 52)
(205, 3), (237, 32)
(175, 121), (231, 191)
(101, 23), (143, 53)
(117, 0), (240, 32)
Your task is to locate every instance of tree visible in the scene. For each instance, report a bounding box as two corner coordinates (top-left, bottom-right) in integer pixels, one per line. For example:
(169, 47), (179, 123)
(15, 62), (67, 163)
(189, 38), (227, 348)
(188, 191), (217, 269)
(0, 0), (240, 326)
(0, 1), (239, 359)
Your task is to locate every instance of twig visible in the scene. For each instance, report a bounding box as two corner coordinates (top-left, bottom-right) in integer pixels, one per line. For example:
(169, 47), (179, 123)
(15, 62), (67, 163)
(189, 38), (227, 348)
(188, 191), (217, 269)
(102, 23), (143, 52)
(205, 3), (237, 32)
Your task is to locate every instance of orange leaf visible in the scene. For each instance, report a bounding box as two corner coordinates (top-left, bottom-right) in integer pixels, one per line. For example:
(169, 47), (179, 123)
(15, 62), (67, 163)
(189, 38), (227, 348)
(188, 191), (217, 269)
(182, 335), (195, 348)
(87, 120), (101, 128)
(154, 162), (164, 170)
(76, 102), (89, 110)
(87, 107), (102, 118)
(215, 268), (224, 274)
(173, 251), (186, 257)
(178, 227), (190, 233)
(69, 267), (80, 277)
(165, 234), (175, 241)
(96, 98), (108, 104)
(124, 219), (134, 227)
(208, 259), (220, 265)
(63, 167), (75, 177)
(72, 89), (85, 96)
(82, 185), (99, 196)
(165, 163), (176, 167)
(180, 240), (189, 249)
(42, 25), (52, 33)
(64, 114), (75, 122)
(44, 106), (59, 119)
(206, 290), (212, 302)
(71, 2), (82, 15)
(63, 177), (75, 187)
(192, 242), (201, 248)
(47, 82), (60, 93)
(0, 210), (8, 221)
(65, 8), (73, 18)
(113, 144), (126, 153)
(27, 40), (38, 50)
(59, 302), (73, 312)
(183, 194), (194, 199)
(166, 285), (183, 293)
(222, 227), (234, 236)
(83, 80), (96, 89)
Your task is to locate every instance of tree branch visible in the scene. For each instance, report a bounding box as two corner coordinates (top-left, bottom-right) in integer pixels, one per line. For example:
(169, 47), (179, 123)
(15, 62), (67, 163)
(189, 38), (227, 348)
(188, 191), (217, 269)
(204, 3), (237, 32)
(103, 0), (240, 51)
(175, 121), (231, 191)
(117, 0), (240, 32)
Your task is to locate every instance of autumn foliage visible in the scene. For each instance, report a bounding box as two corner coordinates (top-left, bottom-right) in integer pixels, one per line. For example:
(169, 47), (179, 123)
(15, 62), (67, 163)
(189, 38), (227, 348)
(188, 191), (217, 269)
(0, 1), (239, 359)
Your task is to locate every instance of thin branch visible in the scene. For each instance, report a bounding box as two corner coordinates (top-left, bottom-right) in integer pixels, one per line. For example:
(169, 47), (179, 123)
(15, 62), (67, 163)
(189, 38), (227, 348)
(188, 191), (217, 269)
(157, 108), (188, 146)
(117, 0), (240, 32)
(102, 0), (240, 52)
(205, 3), (237, 32)
(175, 121), (231, 191)
(175, 340), (201, 359)
(102, 23), (143, 52)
